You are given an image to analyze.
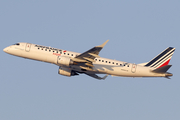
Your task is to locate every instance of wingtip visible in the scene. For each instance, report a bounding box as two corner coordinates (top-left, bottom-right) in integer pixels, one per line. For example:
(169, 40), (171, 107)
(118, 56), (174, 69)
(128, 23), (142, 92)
(102, 74), (109, 80)
(97, 40), (109, 48)
(98, 74), (109, 80)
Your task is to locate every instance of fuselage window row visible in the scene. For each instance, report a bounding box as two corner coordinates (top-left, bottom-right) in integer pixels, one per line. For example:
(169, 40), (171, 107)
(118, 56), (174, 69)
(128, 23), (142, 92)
(37, 47), (65, 55)
(95, 59), (124, 66)
(37, 47), (128, 67)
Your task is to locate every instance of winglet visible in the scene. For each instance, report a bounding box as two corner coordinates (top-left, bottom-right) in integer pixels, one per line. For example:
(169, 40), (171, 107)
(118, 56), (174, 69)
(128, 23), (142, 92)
(97, 40), (109, 48)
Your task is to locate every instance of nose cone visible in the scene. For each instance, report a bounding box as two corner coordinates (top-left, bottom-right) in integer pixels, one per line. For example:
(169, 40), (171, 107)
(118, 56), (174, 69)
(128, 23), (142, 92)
(3, 47), (9, 53)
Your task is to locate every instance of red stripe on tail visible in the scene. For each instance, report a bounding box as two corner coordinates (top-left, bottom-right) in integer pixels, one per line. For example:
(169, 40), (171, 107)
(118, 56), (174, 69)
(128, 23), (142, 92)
(158, 59), (171, 68)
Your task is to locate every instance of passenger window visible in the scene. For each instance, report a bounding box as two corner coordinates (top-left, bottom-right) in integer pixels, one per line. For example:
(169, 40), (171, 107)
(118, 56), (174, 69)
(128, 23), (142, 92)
(109, 62), (111, 63)
(106, 61), (107, 63)
(38, 48), (40, 49)
(99, 60), (101, 62)
(64, 53), (66, 55)
(41, 49), (43, 50)
(68, 53), (69, 55)
(116, 63), (118, 65)
(56, 51), (58, 53)
(49, 50), (51, 52)
(71, 54), (73, 56)
(112, 62), (114, 64)
(102, 60), (104, 62)
(45, 49), (47, 51)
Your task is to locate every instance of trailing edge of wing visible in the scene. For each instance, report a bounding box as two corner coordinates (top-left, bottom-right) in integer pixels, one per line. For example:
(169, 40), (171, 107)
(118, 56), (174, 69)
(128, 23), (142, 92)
(71, 58), (87, 62)
(88, 53), (100, 58)
(83, 57), (95, 62)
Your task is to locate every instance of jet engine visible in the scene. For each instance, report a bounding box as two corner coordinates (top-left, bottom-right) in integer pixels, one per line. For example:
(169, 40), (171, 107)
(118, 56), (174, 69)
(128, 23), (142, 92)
(57, 56), (74, 67)
(58, 67), (79, 77)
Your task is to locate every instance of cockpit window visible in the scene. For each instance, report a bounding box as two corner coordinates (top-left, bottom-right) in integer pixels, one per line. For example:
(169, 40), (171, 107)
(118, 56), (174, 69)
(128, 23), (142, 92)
(14, 43), (20, 45)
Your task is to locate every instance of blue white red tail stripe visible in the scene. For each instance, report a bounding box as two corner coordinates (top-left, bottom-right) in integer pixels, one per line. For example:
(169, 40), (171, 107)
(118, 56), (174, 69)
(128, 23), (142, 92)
(145, 47), (175, 68)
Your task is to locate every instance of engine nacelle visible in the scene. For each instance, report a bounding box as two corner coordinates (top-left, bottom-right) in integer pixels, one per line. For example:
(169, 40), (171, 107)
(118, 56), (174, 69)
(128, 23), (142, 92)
(57, 56), (73, 67)
(58, 67), (79, 77)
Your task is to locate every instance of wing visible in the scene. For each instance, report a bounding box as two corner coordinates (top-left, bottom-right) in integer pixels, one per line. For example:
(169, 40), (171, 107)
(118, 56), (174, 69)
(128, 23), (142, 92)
(71, 40), (109, 67)
(84, 73), (108, 80)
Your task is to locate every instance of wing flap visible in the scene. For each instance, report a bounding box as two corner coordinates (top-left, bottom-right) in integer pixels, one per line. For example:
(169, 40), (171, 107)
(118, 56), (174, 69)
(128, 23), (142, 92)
(88, 53), (100, 58)
(83, 57), (95, 62)
(85, 63), (94, 67)
(71, 58), (87, 62)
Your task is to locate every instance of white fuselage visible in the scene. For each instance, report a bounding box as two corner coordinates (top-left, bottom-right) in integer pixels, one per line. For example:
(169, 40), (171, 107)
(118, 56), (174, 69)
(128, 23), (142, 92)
(3, 42), (167, 78)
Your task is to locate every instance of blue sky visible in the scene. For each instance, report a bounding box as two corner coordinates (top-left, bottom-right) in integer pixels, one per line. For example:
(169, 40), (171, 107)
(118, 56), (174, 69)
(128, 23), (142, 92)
(1, 0), (180, 120)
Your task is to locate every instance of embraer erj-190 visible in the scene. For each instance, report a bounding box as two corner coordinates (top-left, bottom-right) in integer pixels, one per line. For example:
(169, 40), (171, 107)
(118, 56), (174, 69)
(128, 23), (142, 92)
(3, 40), (175, 80)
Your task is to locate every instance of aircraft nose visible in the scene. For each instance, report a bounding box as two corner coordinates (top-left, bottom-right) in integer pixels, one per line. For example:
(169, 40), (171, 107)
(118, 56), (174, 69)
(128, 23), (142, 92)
(3, 47), (9, 53)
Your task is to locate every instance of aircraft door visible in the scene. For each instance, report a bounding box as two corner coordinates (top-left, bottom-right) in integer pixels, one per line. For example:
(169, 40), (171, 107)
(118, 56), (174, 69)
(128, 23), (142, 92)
(25, 43), (31, 52)
(131, 64), (137, 73)
(57, 56), (61, 64)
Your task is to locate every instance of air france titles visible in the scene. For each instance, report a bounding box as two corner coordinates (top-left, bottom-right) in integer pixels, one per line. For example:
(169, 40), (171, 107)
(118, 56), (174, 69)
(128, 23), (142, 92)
(35, 45), (62, 56)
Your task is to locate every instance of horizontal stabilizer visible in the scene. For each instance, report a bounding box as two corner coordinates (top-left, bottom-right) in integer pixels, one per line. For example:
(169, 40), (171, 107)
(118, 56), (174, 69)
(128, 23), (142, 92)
(152, 65), (172, 73)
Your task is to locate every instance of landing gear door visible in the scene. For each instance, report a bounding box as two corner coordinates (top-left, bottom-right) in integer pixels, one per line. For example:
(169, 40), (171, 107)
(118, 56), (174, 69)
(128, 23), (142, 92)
(131, 64), (137, 73)
(25, 43), (31, 52)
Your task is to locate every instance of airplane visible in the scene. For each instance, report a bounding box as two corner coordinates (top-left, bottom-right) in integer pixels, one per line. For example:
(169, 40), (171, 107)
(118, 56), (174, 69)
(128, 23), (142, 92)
(3, 40), (175, 80)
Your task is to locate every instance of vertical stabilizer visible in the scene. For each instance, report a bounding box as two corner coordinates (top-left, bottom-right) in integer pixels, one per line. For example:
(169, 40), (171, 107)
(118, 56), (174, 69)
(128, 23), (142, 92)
(145, 47), (175, 68)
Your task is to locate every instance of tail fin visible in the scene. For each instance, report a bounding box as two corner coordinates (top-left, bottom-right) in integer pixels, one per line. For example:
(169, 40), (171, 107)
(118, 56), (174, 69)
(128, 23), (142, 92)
(145, 47), (175, 69)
